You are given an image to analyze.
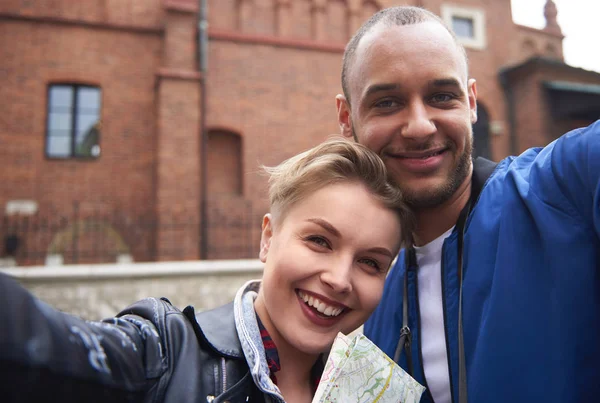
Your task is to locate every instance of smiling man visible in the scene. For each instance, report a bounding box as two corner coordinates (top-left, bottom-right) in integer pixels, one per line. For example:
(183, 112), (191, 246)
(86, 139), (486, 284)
(336, 6), (600, 403)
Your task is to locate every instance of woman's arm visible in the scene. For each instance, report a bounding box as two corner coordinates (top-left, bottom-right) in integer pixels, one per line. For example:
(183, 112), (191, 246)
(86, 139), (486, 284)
(0, 272), (165, 403)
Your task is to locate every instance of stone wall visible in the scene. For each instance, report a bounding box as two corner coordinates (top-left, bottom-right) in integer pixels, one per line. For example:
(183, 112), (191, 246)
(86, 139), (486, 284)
(1, 259), (263, 319)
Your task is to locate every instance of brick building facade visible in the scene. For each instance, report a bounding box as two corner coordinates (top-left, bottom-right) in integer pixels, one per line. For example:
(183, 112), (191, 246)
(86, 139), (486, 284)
(1, 0), (598, 265)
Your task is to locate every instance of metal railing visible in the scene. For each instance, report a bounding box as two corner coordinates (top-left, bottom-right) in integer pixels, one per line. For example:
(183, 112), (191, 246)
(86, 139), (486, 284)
(0, 200), (263, 266)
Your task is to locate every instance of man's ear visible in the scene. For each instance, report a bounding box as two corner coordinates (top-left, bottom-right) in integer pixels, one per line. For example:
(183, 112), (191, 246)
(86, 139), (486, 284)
(259, 214), (273, 263)
(468, 78), (478, 124)
(336, 94), (353, 138)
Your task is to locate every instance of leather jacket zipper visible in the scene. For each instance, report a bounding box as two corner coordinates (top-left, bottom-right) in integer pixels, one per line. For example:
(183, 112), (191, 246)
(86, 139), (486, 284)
(220, 357), (227, 394)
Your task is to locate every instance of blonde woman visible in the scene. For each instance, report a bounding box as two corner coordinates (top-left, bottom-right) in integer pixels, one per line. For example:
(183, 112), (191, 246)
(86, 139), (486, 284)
(0, 139), (413, 403)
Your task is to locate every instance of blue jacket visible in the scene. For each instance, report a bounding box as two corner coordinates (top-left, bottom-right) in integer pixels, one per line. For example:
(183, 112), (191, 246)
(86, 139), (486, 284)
(364, 120), (600, 402)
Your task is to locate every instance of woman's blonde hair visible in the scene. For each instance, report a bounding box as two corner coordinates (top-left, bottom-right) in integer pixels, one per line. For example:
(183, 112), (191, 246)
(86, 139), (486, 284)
(263, 138), (414, 247)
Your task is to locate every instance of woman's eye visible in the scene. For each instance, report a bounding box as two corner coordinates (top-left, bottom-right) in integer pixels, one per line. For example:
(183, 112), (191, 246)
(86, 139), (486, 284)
(359, 258), (382, 272)
(307, 236), (330, 249)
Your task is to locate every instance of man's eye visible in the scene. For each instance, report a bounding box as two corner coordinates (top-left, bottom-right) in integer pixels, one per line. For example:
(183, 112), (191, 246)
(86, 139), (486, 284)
(431, 93), (454, 103)
(307, 236), (330, 249)
(374, 99), (398, 108)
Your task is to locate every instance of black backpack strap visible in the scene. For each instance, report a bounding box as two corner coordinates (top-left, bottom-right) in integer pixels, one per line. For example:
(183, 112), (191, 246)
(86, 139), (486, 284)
(458, 157), (498, 403)
(470, 157), (498, 206)
(392, 157), (499, 403)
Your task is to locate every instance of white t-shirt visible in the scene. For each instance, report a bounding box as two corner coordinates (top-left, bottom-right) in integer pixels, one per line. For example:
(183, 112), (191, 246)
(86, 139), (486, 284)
(414, 227), (454, 403)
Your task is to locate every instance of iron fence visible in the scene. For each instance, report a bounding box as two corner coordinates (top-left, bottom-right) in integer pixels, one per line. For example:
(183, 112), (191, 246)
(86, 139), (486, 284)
(0, 200), (263, 266)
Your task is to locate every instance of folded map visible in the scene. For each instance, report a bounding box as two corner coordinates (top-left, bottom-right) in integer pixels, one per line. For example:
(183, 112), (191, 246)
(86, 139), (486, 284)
(312, 332), (425, 403)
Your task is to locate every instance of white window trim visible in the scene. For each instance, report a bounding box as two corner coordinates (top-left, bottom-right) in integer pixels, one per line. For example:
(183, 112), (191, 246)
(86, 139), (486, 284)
(441, 4), (486, 50)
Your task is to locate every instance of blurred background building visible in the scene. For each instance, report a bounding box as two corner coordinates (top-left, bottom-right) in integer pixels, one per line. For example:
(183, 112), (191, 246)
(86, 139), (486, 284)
(1, 0), (599, 266)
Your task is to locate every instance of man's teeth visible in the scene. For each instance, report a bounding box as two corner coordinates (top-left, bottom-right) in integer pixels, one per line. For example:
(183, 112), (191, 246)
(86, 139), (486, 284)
(298, 291), (344, 317)
(420, 150), (443, 159)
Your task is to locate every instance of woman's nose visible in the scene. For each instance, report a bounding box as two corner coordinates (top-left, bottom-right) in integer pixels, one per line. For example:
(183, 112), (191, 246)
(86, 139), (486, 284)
(320, 260), (353, 294)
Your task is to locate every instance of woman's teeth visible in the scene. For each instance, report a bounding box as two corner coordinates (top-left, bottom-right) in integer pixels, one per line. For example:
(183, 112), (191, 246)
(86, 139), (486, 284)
(298, 290), (344, 317)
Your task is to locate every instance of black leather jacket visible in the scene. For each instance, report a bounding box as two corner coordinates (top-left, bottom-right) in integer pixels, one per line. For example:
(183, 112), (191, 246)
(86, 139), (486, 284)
(0, 273), (266, 403)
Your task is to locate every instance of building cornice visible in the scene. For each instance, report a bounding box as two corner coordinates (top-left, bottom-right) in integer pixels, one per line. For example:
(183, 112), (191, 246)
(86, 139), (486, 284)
(515, 23), (564, 39)
(0, 11), (163, 35)
(208, 29), (345, 53)
(164, 0), (198, 14)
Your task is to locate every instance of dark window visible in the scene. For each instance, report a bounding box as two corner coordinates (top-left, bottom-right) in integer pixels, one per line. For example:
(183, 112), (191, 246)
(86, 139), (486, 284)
(46, 84), (102, 159)
(452, 16), (474, 39)
(473, 102), (491, 160)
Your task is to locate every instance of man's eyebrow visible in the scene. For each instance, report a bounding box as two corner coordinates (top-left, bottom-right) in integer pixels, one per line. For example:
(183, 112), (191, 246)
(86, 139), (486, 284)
(363, 78), (463, 99)
(363, 83), (400, 99)
(429, 78), (463, 88)
(306, 218), (341, 237)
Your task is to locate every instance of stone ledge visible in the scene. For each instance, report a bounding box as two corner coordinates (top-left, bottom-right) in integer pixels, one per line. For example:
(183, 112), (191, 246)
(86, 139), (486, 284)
(156, 68), (203, 81)
(1, 259), (263, 281)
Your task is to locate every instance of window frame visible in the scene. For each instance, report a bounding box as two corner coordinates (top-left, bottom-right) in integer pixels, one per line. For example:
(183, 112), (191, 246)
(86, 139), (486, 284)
(45, 83), (102, 160)
(441, 4), (487, 50)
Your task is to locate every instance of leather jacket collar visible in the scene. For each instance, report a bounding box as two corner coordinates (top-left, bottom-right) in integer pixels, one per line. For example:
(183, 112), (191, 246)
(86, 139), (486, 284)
(194, 302), (244, 359)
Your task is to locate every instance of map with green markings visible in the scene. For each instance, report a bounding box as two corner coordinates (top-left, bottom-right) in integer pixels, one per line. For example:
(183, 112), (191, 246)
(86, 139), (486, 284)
(313, 333), (425, 403)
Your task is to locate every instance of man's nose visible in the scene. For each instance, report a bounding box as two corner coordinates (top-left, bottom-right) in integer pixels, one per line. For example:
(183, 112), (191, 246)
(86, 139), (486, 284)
(400, 101), (436, 139)
(320, 259), (353, 294)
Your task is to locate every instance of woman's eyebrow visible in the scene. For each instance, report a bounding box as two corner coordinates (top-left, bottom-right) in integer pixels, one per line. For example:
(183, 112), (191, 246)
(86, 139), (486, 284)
(305, 218), (340, 237)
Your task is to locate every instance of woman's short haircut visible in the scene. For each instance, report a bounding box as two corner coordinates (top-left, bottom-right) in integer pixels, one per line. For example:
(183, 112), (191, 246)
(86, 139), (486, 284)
(263, 138), (414, 247)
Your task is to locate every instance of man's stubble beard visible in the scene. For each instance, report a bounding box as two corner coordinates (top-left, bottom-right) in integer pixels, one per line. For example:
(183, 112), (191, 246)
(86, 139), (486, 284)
(352, 126), (473, 209)
(401, 137), (472, 209)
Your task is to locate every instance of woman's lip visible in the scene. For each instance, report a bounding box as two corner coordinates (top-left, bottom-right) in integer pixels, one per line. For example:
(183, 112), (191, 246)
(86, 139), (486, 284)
(296, 292), (347, 327)
(296, 289), (348, 309)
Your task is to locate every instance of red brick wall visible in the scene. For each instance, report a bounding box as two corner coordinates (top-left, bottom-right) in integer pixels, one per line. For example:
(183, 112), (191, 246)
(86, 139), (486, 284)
(509, 65), (600, 152)
(1, 0), (579, 264)
(0, 14), (162, 261)
(0, 0), (209, 262)
(0, 0), (163, 27)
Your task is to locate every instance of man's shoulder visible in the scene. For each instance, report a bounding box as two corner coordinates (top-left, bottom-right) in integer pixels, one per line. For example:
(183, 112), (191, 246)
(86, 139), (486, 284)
(473, 121), (600, 228)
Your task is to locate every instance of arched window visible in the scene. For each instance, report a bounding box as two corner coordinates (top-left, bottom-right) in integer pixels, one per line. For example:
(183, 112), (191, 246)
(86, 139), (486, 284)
(472, 102), (491, 160)
(237, 0), (276, 35)
(289, 0), (312, 38)
(522, 39), (537, 57)
(207, 130), (243, 196)
(326, 0), (349, 42)
(362, 0), (380, 23)
(211, 0), (237, 30)
(546, 43), (559, 58)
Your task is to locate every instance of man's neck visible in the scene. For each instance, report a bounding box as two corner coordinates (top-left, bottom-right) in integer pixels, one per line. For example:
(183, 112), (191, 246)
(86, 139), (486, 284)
(413, 174), (472, 246)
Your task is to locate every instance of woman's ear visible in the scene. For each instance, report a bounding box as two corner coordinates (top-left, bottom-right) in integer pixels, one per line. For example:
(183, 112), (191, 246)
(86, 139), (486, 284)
(259, 214), (273, 263)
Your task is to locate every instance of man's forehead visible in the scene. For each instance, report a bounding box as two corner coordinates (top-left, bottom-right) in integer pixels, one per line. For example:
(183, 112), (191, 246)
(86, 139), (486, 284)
(349, 21), (467, 94)
(356, 20), (457, 57)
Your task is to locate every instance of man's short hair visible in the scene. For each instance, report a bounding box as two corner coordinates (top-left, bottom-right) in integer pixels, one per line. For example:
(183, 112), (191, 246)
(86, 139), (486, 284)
(341, 6), (468, 104)
(263, 138), (414, 246)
